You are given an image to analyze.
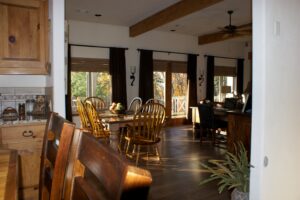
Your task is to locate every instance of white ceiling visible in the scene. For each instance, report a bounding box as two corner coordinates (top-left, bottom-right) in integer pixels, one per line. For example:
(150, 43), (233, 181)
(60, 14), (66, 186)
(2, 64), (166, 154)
(66, 0), (252, 37)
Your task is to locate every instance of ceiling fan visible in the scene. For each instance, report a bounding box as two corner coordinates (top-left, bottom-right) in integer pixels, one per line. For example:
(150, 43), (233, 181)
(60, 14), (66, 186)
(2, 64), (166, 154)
(198, 10), (252, 45)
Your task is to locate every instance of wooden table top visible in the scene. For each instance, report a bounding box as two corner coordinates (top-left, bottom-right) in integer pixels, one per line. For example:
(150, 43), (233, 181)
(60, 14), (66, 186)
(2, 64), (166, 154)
(0, 149), (18, 200)
(102, 115), (134, 124)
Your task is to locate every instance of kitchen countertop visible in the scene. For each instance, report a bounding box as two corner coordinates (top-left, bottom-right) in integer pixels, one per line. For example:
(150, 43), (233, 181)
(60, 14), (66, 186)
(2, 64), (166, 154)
(0, 119), (47, 127)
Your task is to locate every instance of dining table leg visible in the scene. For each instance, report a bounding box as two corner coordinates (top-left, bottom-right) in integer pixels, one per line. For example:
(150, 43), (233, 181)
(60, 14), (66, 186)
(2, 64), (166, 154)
(107, 124), (121, 152)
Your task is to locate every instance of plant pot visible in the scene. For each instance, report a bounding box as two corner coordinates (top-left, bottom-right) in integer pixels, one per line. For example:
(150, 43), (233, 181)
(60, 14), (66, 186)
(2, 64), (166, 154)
(231, 188), (249, 200)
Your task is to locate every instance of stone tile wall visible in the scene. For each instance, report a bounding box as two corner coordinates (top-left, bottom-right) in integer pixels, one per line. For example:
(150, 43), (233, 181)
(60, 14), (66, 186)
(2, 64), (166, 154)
(0, 87), (46, 117)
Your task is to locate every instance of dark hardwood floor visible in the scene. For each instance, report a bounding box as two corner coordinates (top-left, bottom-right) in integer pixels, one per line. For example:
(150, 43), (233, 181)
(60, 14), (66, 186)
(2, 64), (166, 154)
(133, 125), (231, 200)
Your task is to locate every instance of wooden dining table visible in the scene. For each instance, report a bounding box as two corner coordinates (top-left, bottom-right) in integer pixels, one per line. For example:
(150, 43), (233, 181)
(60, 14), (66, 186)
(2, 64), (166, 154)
(0, 149), (18, 200)
(102, 115), (134, 132)
(98, 110), (134, 132)
(99, 111), (135, 151)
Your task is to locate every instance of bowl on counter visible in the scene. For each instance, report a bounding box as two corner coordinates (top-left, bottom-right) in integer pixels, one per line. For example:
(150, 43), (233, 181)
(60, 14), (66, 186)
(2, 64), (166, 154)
(2, 107), (18, 121)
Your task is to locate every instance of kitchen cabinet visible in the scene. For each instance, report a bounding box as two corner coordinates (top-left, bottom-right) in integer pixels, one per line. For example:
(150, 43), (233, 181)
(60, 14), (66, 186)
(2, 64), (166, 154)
(0, 121), (46, 200)
(0, 0), (49, 74)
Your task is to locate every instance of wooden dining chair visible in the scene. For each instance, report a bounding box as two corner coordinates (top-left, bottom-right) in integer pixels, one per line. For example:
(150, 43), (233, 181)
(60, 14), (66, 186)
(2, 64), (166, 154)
(76, 98), (91, 130)
(198, 103), (227, 146)
(84, 96), (106, 111)
(124, 102), (166, 165)
(145, 98), (160, 105)
(39, 112), (76, 200)
(126, 97), (142, 114)
(84, 101), (110, 139)
(70, 131), (152, 200)
(118, 97), (143, 149)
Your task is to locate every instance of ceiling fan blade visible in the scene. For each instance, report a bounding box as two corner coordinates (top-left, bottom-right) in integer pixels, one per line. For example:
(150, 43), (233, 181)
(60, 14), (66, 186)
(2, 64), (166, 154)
(198, 30), (251, 45)
(236, 23), (252, 29)
(236, 29), (252, 34)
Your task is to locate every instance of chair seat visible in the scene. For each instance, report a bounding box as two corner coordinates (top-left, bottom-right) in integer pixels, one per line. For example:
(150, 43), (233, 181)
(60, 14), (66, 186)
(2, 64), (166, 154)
(125, 136), (161, 145)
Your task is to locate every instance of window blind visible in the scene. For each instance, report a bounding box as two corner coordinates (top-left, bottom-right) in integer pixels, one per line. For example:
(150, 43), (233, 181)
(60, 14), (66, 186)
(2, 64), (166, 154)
(70, 57), (109, 72)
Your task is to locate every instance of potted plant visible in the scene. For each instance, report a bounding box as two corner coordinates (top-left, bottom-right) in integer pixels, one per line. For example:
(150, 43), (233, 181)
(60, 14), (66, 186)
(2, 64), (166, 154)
(200, 142), (252, 200)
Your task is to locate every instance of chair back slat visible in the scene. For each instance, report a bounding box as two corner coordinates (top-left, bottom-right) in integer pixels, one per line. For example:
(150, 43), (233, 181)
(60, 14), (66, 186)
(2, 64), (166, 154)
(72, 177), (105, 200)
(71, 132), (152, 200)
(76, 98), (90, 129)
(78, 133), (126, 200)
(39, 112), (76, 200)
(145, 98), (160, 104)
(46, 142), (58, 165)
(84, 97), (106, 111)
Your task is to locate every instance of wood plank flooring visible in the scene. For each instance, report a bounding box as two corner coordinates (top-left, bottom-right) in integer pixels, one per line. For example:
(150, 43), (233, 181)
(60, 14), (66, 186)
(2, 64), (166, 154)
(134, 125), (231, 200)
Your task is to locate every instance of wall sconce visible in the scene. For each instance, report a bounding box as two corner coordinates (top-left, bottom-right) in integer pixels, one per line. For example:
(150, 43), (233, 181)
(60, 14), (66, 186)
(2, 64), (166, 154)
(198, 70), (204, 86)
(130, 66), (136, 86)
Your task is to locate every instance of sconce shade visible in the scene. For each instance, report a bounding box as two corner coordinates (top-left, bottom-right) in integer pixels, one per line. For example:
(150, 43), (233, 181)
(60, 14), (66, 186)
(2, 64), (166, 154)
(130, 66), (136, 74)
(221, 86), (231, 94)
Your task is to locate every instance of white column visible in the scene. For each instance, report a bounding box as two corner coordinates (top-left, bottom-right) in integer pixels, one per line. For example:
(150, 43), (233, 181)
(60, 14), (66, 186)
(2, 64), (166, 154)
(51, 0), (66, 116)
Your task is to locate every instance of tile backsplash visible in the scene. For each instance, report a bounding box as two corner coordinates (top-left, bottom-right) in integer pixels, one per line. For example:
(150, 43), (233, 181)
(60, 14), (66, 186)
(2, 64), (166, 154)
(0, 87), (46, 117)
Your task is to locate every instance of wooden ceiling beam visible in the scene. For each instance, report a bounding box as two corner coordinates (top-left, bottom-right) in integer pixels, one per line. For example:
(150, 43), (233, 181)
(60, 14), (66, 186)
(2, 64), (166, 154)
(198, 30), (252, 45)
(129, 0), (223, 37)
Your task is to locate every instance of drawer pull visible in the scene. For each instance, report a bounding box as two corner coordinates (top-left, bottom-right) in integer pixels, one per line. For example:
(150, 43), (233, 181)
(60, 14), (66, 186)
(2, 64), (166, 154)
(29, 130), (36, 138)
(22, 130), (33, 137)
(9, 35), (16, 43)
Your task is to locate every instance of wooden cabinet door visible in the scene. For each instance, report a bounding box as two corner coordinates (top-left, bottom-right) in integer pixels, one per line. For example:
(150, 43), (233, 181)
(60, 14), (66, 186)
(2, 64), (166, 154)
(0, 123), (46, 200)
(0, 0), (49, 74)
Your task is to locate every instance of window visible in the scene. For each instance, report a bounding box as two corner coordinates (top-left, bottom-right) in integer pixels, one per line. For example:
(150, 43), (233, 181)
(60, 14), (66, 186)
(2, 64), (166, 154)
(71, 72), (87, 98)
(153, 71), (166, 105)
(70, 58), (111, 113)
(213, 65), (237, 102)
(214, 76), (236, 102)
(172, 73), (188, 116)
(153, 60), (188, 118)
(94, 72), (112, 104)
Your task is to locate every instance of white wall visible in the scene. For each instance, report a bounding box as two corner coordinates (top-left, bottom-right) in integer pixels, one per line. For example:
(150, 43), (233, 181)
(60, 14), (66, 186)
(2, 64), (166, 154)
(68, 20), (249, 105)
(0, 75), (46, 87)
(251, 0), (300, 199)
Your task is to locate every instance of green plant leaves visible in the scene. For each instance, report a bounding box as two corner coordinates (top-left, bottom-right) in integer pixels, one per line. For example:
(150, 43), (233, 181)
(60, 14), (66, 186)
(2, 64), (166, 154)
(199, 142), (251, 193)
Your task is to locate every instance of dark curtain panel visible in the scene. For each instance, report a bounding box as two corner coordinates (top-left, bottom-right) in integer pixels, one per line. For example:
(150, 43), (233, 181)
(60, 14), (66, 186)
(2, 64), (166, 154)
(237, 59), (244, 95)
(66, 44), (73, 121)
(206, 56), (215, 102)
(139, 50), (154, 102)
(187, 54), (197, 121)
(109, 48), (127, 108)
